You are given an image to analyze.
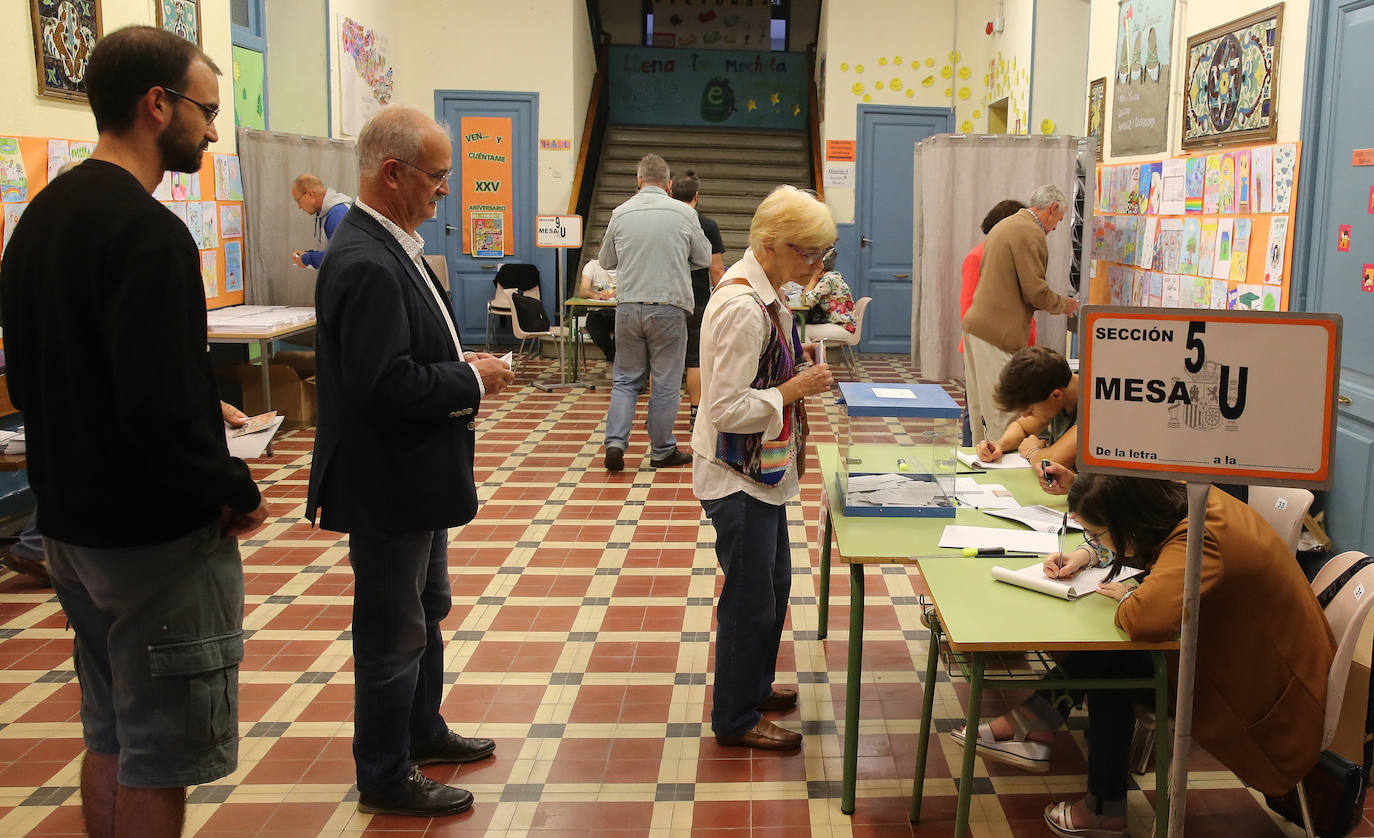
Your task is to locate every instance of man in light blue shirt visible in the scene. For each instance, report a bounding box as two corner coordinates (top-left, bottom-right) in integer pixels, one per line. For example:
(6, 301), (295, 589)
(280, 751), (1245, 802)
(599, 153), (711, 471)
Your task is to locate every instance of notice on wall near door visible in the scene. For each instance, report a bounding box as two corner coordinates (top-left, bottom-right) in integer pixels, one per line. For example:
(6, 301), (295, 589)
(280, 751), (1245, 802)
(460, 116), (514, 257)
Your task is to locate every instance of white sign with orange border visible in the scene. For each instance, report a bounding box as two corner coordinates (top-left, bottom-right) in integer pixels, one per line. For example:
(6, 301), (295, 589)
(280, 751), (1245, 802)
(535, 215), (583, 248)
(1078, 306), (1342, 488)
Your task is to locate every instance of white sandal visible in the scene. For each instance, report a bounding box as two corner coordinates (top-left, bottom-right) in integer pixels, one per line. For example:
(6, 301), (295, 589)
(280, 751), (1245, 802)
(948, 707), (1051, 773)
(1044, 800), (1130, 838)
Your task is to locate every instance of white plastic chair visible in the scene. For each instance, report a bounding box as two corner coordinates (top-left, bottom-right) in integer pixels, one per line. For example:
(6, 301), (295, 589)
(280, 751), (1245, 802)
(804, 296), (871, 375)
(1248, 485), (1315, 555)
(509, 289), (585, 379)
(485, 285), (515, 352)
(1292, 550), (1374, 837)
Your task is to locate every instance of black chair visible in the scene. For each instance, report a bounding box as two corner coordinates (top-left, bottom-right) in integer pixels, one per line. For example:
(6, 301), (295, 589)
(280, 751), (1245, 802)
(486, 264), (541, 350)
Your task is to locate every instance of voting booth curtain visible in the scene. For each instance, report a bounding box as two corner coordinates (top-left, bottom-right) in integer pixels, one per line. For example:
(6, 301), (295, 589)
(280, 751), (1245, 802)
(236, 127), (359, 307)
(911, 134), (1089, 381)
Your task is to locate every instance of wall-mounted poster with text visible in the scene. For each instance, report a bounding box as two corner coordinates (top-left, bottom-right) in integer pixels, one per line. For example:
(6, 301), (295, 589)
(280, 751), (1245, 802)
(1111, 0), (1174, 156)
(460, 117), (513, 257)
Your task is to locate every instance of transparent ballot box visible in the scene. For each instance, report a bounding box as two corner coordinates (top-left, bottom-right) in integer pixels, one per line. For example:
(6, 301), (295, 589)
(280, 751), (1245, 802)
(834, 382), (960, 518)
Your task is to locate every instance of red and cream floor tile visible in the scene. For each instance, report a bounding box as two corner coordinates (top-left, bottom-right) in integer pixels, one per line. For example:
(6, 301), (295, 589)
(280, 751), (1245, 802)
(0, 356), (1358, 836)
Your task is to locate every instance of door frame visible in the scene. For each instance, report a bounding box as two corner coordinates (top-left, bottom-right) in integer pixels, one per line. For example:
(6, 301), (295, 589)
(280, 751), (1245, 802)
(854, 104), (954, 353)
(431, 90), (550, 337)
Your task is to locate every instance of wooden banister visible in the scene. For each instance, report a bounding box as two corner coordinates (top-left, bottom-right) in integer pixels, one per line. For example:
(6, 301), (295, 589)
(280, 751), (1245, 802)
(568, 46), (609, 215)
(808, 51), (824, 200)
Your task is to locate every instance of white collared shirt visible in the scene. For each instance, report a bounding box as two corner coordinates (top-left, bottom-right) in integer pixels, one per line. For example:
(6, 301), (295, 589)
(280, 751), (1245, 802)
(355, 199), (482, 396)
(690, 248), (799, 506)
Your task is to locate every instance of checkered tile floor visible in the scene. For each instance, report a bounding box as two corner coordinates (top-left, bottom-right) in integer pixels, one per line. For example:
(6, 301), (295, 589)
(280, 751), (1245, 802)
(0, 354), (1366, 836)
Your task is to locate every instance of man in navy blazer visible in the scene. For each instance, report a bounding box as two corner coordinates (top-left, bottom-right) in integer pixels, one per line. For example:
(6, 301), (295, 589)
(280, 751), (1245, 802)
(306, 105), (514, 818)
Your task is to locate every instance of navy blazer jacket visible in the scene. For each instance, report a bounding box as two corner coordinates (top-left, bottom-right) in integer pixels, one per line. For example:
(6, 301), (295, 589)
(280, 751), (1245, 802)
(306, 206), (482, 534)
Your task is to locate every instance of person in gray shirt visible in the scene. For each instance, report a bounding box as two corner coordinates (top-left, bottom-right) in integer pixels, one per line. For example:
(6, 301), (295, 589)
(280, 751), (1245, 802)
(599, 154), (711, 471)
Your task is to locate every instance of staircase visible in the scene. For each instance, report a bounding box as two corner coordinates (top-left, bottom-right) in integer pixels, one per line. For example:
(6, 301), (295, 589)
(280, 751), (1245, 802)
(581, 125), (813, 272)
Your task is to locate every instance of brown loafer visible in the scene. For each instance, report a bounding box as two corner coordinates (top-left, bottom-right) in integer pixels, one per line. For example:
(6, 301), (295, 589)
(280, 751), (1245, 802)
(0, 550), (51, 587)
(757, 687), (798, 712)
(715, 719), (802, 751)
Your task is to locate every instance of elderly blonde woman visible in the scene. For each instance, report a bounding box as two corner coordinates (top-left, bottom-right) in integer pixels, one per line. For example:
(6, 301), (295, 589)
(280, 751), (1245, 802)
(692, 185), (836, 751)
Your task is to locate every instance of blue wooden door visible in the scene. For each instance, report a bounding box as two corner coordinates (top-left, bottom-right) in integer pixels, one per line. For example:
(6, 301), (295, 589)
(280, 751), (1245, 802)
(430, 92), (549, 342)
(854, 106), (952, 354)
(1296, 0), (1374, 552)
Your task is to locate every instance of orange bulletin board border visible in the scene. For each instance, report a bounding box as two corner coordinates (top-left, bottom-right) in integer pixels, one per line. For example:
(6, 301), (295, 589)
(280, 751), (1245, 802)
(0, 134), (244, 311)
(1089, 141), (1300, 313)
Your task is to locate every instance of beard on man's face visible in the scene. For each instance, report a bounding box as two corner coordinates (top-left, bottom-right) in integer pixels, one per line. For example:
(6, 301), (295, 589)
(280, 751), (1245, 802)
(157, 115), (208, 174)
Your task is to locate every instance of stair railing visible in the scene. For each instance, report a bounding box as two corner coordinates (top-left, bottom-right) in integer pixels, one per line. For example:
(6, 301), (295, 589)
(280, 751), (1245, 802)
(808, 46), (824, 200)
(566, 43), (611, 297)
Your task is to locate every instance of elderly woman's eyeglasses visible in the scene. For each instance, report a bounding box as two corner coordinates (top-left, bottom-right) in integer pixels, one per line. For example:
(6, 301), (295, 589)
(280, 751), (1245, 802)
(162, 87), (219, 125)
(787, 243), (836, 264)
(394, 159), (452, 185)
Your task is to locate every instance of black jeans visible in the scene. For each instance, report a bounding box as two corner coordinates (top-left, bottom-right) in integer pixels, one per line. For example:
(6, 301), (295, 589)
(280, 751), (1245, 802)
(1035, 650), (1154, 814)
(585, 308), (616, 364)
(348, 529), (452, 792)
(701, 491), (792, 736)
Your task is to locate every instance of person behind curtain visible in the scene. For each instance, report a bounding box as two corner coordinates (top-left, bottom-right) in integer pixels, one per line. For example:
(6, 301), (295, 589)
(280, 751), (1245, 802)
(951, 473), (1333, 838)
(961, 185), (1079, 443)
(289, 173), (353, 269)
(692, 185), (836, 751)
(306, 105), (515, 818)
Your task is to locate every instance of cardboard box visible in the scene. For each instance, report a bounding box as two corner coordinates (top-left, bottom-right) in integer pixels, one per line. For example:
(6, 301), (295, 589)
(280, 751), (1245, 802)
(230, 363), (316, 430)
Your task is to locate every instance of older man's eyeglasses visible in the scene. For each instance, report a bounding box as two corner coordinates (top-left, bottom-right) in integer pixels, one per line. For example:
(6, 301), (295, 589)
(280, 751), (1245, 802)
(162, 87), (219, 125)
(787, 243), (835, 264)
(394, 159), (452, 185)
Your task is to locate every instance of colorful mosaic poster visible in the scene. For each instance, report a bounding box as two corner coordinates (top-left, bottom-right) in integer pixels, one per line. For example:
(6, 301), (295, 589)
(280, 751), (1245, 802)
(1183, 6), (1280, 148)
(337, 15), (394, 136)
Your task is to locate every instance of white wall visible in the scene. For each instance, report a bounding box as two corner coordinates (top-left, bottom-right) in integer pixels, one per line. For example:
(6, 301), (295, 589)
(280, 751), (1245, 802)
(1031, 0), (1091, 135)
(0, 0), (239, 153)
(817, 0), (999, 222)
(1087, 0), (1310, 162)
(986, 0), (1034, 133)
(266, 0), (328, 136)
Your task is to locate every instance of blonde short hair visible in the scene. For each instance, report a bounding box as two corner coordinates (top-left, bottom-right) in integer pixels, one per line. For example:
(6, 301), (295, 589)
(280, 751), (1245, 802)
(748, 185), (837, 253)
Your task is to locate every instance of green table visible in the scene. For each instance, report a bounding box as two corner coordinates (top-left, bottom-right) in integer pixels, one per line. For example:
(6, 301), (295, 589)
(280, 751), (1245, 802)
(814, 444), (1177, 835)
(563, 296), (615, 382)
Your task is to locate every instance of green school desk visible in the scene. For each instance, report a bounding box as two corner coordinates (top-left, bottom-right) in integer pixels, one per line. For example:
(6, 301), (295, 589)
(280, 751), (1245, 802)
(563, 296), (614, 383)
(814, 444), (1177, 835)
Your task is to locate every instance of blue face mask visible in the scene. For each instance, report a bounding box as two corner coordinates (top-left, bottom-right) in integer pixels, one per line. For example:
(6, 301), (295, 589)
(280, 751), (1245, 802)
(1084, 530), (1116, 565)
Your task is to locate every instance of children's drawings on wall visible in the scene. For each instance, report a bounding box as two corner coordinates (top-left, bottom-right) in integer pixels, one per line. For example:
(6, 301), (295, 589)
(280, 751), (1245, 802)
(224, 241), (242, 293)
(200, 200), (218, 248)
(2, 203), (28, 251)
(1263, 216), (1289, 286)
(0, 137), (29, 202)
(1271, 143), (1296, 213)
(187, 200), (204, 248)
(200, 250), (218, 299)
(219, 204), (242, 238)
(170, 170), (201, 201)
(1251, 146), (1273, 213)
(214, 155), (243, 201)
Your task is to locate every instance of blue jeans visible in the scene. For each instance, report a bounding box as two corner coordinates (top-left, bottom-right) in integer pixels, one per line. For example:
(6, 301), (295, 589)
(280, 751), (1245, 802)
(348, 529), (452, 793)
(605, 302), (686, 459)
(702, 491), (791, 736)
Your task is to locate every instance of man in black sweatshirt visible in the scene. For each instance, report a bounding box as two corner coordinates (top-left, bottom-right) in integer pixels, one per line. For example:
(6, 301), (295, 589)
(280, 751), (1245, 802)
(0, 26), (264, 838)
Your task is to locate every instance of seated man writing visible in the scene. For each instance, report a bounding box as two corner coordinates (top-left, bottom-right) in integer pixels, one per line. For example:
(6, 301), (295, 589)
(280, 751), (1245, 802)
(975, 347), (1079, 489)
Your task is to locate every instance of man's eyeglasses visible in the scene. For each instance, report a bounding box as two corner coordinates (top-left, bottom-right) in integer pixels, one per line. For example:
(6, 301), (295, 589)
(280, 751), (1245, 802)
(394, 159), (451, 185)
(162, 87), (219, 124)
(787, 243), (836, 265)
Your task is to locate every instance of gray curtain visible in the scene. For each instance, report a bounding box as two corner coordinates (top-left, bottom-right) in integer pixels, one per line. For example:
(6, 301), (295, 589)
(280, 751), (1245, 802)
(236, 127), (358, 307)
(911, 134), (1085, 381)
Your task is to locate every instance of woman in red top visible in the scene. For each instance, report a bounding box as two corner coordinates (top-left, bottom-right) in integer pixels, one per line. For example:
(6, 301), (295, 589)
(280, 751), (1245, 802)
(959, 199), (1030, 352)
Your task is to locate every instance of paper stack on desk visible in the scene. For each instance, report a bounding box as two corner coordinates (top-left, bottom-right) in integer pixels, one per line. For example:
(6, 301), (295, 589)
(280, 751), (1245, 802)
(0, 428), (24, 455)
(954, 450), (1031, 470)
(207, 306), (315, 332)
(984, 505), (1086, 533)
(938, 525), (1058, 554)
(991, 562), (1144, 600)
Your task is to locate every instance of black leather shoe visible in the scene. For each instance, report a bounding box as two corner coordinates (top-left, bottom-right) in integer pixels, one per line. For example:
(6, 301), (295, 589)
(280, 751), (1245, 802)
(358, 766), (473, 817)
(410, 730), (496, 765)
(605, 447), (625, 472)
(650, 449), (692, 468)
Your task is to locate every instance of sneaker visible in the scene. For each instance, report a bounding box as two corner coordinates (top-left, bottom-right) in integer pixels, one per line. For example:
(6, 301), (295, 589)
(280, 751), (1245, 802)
(649, 449), (692, 469)
(604, 447), (625, 472)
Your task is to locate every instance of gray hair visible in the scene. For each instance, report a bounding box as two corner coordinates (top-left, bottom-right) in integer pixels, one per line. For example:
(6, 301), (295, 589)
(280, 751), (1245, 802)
(636, 153), (670, 186)
(357, 105), (447, 179)
(1029, 184), (1066, 209)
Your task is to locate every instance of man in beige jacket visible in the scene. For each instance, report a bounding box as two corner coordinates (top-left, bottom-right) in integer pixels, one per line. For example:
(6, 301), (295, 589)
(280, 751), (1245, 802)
(961, 184), (1080, 443)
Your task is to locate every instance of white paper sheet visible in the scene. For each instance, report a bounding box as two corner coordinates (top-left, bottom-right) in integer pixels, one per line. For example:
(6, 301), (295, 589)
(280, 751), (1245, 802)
(938, 525), (1059, 554)
(871, 387), (917, 399)
(225, 415), (285, 459)
(991, 562), (1144, 600)
(954, 449), (1031, 470)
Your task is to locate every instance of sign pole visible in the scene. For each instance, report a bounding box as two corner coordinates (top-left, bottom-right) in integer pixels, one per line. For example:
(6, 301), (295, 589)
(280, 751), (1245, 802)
(1166, 480), (1211, 837)
(534, 215), (585, 392)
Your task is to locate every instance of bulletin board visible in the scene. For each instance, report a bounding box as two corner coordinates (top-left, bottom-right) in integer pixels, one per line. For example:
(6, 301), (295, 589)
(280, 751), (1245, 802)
(0, 134), (246, 310)
(1089, 141), (1300, 312)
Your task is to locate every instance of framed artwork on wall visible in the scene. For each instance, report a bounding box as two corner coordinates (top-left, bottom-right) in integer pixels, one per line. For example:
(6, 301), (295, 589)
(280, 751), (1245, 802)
(1182, 3), (1283, 149)
(157, 0), (202, 47)
(30, 0), (102, 102)
(1087, 77), (1106, 161)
